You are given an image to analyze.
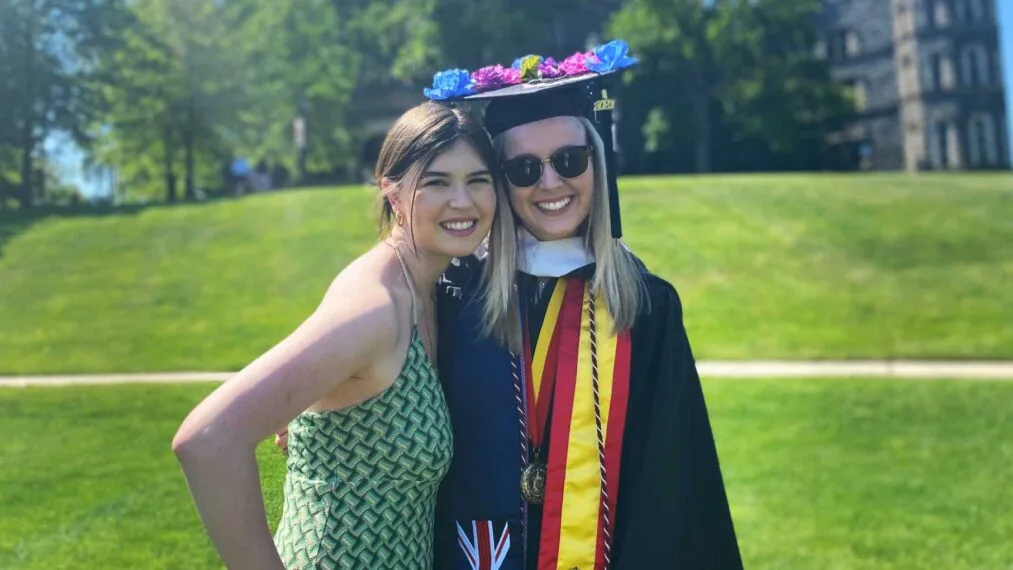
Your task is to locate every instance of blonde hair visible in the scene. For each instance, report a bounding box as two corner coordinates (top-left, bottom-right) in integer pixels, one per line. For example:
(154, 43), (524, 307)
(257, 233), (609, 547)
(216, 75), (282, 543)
(479, 117), (646, 352)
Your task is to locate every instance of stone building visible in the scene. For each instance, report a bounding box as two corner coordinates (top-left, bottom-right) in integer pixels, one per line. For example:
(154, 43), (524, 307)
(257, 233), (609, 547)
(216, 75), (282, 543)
(818, 0), (1009, 171)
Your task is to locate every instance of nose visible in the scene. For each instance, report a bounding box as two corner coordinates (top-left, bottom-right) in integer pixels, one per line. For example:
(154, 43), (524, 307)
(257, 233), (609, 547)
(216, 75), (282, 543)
(538, 162), (563, 190)
(448, 181), (473, 209)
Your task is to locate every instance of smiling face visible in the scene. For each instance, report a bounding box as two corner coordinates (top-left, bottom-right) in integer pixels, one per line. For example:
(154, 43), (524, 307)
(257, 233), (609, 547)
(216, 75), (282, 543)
(392, 139), (496, 258)
(501, 116), (594, 241)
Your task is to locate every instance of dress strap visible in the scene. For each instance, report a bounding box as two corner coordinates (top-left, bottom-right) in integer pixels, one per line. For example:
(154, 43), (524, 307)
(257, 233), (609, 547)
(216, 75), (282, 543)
(391, 246), (419, 327)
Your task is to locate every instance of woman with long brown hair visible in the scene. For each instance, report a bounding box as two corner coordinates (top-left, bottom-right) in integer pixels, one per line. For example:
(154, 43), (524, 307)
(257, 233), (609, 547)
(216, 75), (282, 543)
(173, 102), (499, 570)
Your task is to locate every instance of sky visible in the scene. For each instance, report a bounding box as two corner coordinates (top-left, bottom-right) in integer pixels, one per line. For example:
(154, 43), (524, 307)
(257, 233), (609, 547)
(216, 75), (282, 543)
(999, 0), (1012, 159)
(57, 6), (1013, 198)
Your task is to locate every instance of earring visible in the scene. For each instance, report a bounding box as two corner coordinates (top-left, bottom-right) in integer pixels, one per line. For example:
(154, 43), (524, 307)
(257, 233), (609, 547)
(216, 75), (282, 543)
(394, 210), (406, 227)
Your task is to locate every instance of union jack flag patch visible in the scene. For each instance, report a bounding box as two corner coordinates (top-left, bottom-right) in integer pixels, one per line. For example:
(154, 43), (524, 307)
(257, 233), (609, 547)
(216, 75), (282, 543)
(456, 520), (511, 570)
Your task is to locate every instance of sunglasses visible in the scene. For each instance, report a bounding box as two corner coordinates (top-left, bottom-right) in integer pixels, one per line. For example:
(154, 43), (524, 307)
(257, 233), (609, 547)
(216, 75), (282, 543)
(501, 145), (594, 188)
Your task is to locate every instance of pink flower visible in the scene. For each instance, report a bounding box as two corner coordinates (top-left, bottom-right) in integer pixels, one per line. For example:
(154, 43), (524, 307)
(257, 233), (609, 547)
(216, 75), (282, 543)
(471, 64), (522, 91)
(501, 66), (522, 85)
(559, 51), (591, 76)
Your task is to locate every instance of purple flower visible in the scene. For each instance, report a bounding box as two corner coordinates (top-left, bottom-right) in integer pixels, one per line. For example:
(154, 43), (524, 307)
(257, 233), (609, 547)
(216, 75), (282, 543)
(559, 51), (591, 76)
(471, 65), (514, 90)
(538, 57), (565, 79)
(585, 40), (638, 73)
(423, 68), (476, 100)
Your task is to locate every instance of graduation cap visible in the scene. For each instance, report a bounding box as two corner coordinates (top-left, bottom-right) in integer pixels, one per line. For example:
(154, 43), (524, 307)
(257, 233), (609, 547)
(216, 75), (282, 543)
(422, 40), (637, 238)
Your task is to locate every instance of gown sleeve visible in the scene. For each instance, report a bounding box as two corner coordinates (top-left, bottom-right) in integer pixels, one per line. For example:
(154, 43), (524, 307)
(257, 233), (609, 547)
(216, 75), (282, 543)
(611, 274), (743, 569)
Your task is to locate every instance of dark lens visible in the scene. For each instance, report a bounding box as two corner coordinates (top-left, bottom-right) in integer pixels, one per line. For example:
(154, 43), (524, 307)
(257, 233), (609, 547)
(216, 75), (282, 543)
(503, 156), (542, 187)
(551, 146), (591, 178)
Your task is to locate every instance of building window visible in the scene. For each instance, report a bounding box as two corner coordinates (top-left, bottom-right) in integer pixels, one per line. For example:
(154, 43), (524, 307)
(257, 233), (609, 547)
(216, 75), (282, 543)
(954, 0), (967, 21)
(967, 113), (998, 166)
(926, 52), (955, 90)
(846, 31), (861, 57)
(928, 53), (943, 90)
(930, 121), (950, 169)
(933, 0), (950, 28)
(828, 29), (859, 61)
(968, 0), (985, 21)
(829, 30), (847, 61)
(814, 40), (827, 60)
(961, 45), (990, 86)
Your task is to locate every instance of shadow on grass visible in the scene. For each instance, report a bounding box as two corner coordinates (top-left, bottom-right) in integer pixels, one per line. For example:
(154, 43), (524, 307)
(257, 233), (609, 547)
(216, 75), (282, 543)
(0, 203), (155, 261)
(0, 184), (365, 261)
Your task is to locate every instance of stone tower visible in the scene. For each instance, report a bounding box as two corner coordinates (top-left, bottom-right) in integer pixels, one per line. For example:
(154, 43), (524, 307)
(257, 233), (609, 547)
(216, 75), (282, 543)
(818, 0), (1008, 171)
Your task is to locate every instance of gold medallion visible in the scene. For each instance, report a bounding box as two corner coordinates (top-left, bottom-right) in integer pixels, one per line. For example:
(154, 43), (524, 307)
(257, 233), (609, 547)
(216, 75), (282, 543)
(520, 461), (547, 504)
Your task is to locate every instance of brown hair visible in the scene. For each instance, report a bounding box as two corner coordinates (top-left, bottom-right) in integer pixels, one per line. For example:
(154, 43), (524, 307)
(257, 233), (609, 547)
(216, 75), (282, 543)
(375, 102), (496, 234)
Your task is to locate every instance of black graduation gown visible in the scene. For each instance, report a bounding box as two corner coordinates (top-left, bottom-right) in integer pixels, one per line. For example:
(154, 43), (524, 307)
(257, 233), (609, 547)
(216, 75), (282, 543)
(435, 257), (742, 569)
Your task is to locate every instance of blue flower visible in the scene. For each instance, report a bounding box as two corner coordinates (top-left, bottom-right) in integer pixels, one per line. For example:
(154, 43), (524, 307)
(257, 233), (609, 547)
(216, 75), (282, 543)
(586, 40), (638, 73)
(423, 69), (476, 100)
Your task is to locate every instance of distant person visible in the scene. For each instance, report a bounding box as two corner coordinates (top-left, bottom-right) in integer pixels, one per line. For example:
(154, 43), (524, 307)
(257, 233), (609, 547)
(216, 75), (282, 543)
(252, 160), (272, 192)
(230, 157), (252, 196)
(173, 102), (498, 569)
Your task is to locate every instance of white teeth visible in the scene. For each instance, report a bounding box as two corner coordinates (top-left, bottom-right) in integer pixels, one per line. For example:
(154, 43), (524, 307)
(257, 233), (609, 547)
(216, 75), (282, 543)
(536, 197), (572, 212)
(441, 220), (476, 231)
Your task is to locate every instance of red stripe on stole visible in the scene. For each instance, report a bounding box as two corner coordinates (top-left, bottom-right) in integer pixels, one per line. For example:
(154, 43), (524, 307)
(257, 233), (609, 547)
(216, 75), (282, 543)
(538, 311), (562, 439)
(477, 521), (492, 570)
(537, 279), (586, 570)
(594, 330), (632, 569)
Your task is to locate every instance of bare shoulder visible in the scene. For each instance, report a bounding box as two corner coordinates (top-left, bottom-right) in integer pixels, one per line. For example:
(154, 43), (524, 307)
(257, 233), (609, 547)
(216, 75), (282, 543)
(171, 247), (407, 451)
(311, 246), (402, 352)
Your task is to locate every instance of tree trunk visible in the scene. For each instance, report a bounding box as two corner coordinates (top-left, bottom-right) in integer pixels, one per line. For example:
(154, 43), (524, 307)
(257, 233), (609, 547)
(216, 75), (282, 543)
(18, 121), (35, 209)
(183, 124), (196, 201)
(164, 124), (177, 202)
(18, 6), (36, 210)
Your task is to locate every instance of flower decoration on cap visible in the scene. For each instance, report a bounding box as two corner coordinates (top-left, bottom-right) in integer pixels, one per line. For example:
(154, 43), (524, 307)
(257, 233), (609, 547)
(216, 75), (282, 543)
(511, 54), (538, 69)
(471, 64), (521, 91)
(423, 68), (476, 100)
(516, 55), (543, 81)
(538, 57), (566, 79)
(422, 39), (637, 100)
(558, 51), (590, 75)
(586, 39), (637, 73)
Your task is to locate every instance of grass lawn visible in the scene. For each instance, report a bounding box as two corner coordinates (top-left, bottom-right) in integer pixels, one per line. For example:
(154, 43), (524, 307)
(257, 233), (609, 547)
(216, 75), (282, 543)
(1, 378), (1011, 569)
(0, 173), (1011, 374)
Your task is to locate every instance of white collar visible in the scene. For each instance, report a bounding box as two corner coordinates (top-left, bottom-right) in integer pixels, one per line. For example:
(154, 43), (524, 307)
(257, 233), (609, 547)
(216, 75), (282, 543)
(518, 228), (594, 278)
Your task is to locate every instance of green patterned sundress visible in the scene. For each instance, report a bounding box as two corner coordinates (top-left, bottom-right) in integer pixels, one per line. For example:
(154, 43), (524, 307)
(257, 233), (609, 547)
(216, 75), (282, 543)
(273, 249), (452, 569)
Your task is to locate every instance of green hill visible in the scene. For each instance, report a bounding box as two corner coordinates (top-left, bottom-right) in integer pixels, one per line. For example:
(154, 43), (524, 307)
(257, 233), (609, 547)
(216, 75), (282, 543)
(0, 173), (1010, 374)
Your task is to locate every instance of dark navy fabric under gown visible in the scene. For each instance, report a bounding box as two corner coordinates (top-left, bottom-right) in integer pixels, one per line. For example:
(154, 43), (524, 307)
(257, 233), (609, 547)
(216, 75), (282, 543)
(433, 255), (742, 570)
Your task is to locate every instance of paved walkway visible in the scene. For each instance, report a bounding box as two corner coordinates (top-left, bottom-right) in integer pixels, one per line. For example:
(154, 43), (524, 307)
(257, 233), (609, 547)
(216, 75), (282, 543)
(2, 361), (1013, 387)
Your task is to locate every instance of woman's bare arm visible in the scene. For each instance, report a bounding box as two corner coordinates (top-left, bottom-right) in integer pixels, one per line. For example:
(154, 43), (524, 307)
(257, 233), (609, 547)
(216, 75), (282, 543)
(172, 278), (398, 569)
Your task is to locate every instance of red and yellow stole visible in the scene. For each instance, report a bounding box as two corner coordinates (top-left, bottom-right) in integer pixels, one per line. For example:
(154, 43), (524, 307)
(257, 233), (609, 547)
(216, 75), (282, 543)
(526, 278), (632, 570)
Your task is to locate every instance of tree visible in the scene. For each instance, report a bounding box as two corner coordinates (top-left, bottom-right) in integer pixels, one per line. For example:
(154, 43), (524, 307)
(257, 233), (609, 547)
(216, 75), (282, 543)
(710, 0), (852, 169)
(93, 0), (236, 201)
(611, 0), (716, 173)
(0, 0), (124, 209)
(610, 0), (852, 173)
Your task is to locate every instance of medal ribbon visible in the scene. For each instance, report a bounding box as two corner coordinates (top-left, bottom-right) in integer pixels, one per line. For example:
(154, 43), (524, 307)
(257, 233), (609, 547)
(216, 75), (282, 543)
(524, 278), (567, 449)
